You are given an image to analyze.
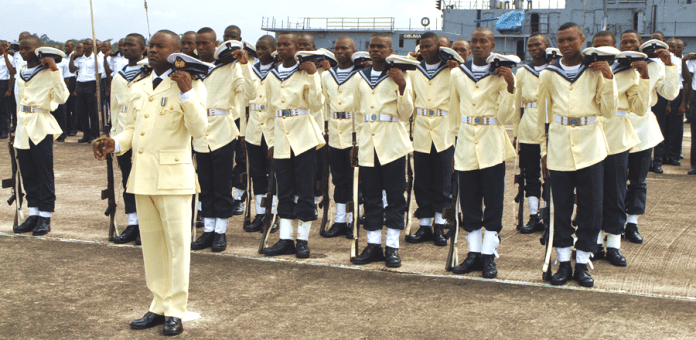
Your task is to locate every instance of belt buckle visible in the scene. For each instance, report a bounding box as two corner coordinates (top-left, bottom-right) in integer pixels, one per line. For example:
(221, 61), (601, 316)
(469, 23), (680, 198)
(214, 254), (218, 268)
(260, 105), (265, 111)
(282, 109), (291, 117)
(474, 117), (481, 125)
(371, 114), (377, 121)
(429, 110), (435, 116)
(570, 118), (578, 126)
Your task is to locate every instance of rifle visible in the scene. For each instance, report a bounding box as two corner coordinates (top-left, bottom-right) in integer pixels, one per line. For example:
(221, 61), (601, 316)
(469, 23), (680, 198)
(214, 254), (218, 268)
(514, 167), (525, 231)
(540, 122), (554, 281)
(349, 109), (360, 259)
(445, 175), (461, 271)
(2, 131), (25, 228)
(404, 115), (415, 236)
(90, 0), (117, 241)
(258, 163), (278, 253)
(318, 120), (331, 236)
(242, 107), (252, 229)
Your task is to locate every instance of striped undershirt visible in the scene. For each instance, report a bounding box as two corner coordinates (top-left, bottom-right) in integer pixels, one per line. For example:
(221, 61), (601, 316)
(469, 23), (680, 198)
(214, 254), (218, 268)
(276, 62), (299, 81)
(560, 61), (581, 81)
(122, 65), (141, 82)
(471, 63), (490, 81)
(20, 65), (42, 82)
(335, 65), (354, 83)
(424, 62), (441, 78)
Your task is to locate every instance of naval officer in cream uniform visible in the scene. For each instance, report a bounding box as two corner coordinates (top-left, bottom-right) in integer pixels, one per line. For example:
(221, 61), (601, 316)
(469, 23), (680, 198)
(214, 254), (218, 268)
(93, 30), (207, 336)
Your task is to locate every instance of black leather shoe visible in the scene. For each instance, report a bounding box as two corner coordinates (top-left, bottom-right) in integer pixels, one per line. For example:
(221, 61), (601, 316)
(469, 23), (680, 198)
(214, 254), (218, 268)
(323, 222), (348, 238)
(350, 244), (385, 265)
(346, 224), (354, 239)
(14, 215), (39, 233)
(243, 214), (265, 232)
(163, 316), (183, 336)
(519, 214), (544, 234)
(452, 252), (483, 274)
(385, 246), (401, 268)
(606, 247), (627, 267)
(135, 236), (141, 245)
(653, 165), (663, 174)
(77, 137), (90, 143)
(231, 199), (244, 215)
(191, 231), (215, 250)
(689, 168), (696, 175)
(574, 263), (594, 287)
(67, 131), (77, 136)
(113, 225), (139, 244)
(624, 223), (644, 244)
(594, 244), (606, 260)
(56, 136), (66, 142)
(433, 224), (448, 246)
(550, 261), (573, 285)
(211, 233), (227, 252)
(130, 312), (165, 330)
(296, 240), (310, 258)
(405, 226), (433, 243)
(481, 254), (497, 278)
(667, 159), (681, 166)
(263, 239), (296, 256)
(32, 217), (51, 236)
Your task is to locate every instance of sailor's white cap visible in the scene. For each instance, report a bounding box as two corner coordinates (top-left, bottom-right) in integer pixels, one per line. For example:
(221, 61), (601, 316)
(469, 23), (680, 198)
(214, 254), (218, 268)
(545, 47), (562, 57)
(616, 51), (648, 60)
(639, 39), (669, 53)
(439, 46), (465, 64)
(35, 47), (66, 60)
(583, 46), (620, 56)
(214, 40), (243, 60)
(167, 53), (214, 75)
(486, 53), (521, 65)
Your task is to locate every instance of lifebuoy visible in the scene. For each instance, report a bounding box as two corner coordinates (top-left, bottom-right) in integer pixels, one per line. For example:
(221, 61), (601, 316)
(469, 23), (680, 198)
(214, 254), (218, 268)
(421, 17), (430, 27)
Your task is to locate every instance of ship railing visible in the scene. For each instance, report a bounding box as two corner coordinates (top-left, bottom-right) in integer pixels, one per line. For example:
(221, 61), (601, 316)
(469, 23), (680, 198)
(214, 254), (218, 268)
(442, 0), (565, 9)
(261, 17), (396, 31)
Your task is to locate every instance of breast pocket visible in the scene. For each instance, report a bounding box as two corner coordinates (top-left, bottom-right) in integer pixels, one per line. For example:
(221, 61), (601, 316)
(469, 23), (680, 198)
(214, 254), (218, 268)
(157, 150), (194, 190)
(160, 104), (185, 131)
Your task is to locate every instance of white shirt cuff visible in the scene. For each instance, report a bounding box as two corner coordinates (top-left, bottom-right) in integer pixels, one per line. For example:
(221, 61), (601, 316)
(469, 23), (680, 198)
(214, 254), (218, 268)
(180, 89), (194, 103)
(114, 139), (121, 154)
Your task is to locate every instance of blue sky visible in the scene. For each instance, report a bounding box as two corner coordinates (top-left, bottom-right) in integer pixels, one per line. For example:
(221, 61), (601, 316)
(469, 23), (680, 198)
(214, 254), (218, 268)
(4, 0), (444, 44)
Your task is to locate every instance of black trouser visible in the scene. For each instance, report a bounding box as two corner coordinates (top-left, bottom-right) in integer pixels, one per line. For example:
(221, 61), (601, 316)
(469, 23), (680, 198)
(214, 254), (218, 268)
(196, 140), (236, 219)
(666, 94), (684, 162)
(329, 146), (353, 204)
(275, 147), (317, 222)
(691, 92), (696, 167)
(116, 150), (136, 215)
(458, 162), (505, 233)
(8, 85), (17, 130)
(602, 151), (629, 235)
(232, 118), (246, 192)
(414, 144), (454, 219)
(519, 143), (542, 198)
(626, 148), (652, 215)
(550, 161), (603, 252)
(247, 137), (271, 195)
(50, 104), (66, 137)
(315, 146), (327, 197)
(652, 95), (668, 166)
(76, 81), (98, 139)
(66, 77), (78, 133)
(0, 80), (10, 134)
(17, 135), (55, 212)
(360, 154), (407, 231)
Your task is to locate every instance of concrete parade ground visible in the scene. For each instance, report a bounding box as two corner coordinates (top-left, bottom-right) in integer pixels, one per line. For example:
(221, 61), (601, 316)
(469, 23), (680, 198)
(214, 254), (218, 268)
(1, 126), (695, 339)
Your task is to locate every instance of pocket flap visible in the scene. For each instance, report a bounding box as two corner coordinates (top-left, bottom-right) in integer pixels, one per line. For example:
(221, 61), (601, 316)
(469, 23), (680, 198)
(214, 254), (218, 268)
(159, 150), (191, 165)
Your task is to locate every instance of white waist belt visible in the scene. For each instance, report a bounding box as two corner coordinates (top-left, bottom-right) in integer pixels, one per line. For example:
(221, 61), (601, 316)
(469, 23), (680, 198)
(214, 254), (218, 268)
(19, 106), (47, 113)
(364, 114), (400, 122)
(250, 104), (266, 111)
(275, 108), (309, 118)
(207, 108), (230, 117)
(525, 102), (537, 109)
(554, 115), (596, 126)
(119, 106), (127, 113)
(331, 112), (353, 119)
(461, 116), (498, 125)
(416, 108), (448, 116)
(616, 110), (627, 117)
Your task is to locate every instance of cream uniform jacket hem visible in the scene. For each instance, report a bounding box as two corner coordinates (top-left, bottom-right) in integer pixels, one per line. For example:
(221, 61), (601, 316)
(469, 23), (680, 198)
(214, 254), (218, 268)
(15, 68), (69, 149)
(600, 64), (649, 155)
(537, 61), (618, 171)
(264, 62), (326, 159)
(355, 66), (415, 167)
(513, 63), (546, 145)
(246, 62), (272, 146)
(321, 66), (362, 150)
(450, 61), (517, 171)
(628, 60), (680, 153)
(409, 61), (457, 153)
(114, 73), (208, 196)
(193, 61), (255, 153)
